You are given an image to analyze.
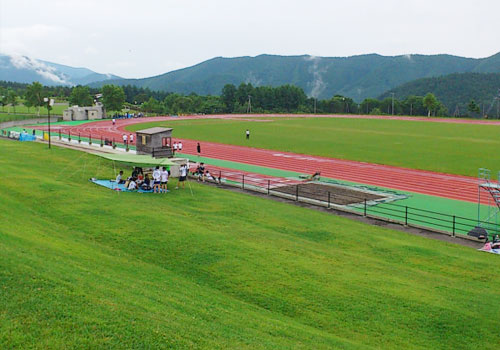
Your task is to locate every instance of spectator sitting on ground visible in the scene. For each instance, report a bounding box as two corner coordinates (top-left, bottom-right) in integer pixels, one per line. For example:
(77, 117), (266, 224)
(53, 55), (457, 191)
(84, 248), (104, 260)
(141, 174), (152, 190)
(492, 234), (500, 249)
(205, 170), (217, 183)
(128, 179), (138, 191)
(137, 172), (144, 185)
(197, 163), (206, 182)
(131, 167), (141, 180)
(115, 170), (125, 184)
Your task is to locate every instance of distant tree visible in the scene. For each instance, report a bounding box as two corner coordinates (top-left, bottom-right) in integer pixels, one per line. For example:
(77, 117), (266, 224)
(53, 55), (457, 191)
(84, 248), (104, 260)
(25, 82), (44, 116)
(102, 85), (126, 113)
(24, 97), (33, 113)
(133, 93), (149, 104)
(401, 95), (426, 116)
(163, 93), (181, 114)
(69, 86), (93, 106)
(360, 98), (380, 114)
(221, 84), (237, 113)
(324, 96), (344, 113)
(236, 83), (254, 107)
(7, 89), (18, 114)
(173, 96), (193, 113)
(141, 97), (163, 114)
(199, 96), (223, 114)
(467, 99), (481, 117)
(423, 93), (439, 116)
(0, 92), (6, 112)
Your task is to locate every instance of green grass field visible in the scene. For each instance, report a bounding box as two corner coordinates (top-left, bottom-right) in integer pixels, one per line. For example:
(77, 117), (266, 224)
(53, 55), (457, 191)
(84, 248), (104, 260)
(0, 114), (43, 123)
(126, 117), (500, 177)
(0, 103), (68, 121)
(1, 139), (500, 349)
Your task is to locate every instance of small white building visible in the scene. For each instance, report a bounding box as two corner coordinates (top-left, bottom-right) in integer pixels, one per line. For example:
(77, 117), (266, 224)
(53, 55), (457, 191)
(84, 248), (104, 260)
(63, 103), (106, 121)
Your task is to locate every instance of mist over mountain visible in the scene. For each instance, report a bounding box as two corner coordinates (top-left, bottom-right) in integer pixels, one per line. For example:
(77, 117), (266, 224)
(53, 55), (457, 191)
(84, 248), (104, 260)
(90, 52), (500, 101)
(0, 54), (121, 86)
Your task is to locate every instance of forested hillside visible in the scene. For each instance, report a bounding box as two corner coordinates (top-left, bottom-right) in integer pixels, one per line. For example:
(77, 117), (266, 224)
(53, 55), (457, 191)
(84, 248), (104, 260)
(379, 73), (500, 117)
(90, 52), (500, 101)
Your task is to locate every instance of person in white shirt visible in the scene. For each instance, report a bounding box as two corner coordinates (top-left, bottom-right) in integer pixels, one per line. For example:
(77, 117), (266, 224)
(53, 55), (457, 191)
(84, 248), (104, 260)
(173, 142), (178, 153)
(152, 166), (161, 193)
(246, 129), (250, 140)
(127, 179), (137, 191)
(122, 134), (127, 146)
(112, 118), (116, 125)
(178, 141), (183, 151)
(115, 170), (125, 184)
(129, 134), (134, 144)
(205, 170), (215, 182)
(176, 164), (188, 189)
(160, 166), (169, 193)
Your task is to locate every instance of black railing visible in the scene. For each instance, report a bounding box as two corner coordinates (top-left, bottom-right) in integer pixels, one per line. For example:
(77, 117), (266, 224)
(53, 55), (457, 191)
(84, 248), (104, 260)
(205, 170), (498, 241)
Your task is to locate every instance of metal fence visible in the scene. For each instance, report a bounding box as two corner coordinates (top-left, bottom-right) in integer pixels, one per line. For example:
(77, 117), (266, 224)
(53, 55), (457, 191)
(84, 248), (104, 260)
(207, 170), (497, 241)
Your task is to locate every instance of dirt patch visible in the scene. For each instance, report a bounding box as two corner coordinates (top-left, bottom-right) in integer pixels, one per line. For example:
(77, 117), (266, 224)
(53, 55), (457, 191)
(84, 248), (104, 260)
(272, 182), (384, 205)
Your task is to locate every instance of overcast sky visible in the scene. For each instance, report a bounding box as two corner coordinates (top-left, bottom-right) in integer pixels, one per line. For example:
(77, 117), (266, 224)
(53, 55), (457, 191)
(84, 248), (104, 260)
(1, 0), (499, 79)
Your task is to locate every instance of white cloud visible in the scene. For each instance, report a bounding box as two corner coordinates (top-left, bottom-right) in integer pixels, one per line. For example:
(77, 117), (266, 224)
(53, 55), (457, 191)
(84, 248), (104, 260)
(0, 0), (499, 78)
(84, 46), (99, 55)
(8, 54), (70, 85)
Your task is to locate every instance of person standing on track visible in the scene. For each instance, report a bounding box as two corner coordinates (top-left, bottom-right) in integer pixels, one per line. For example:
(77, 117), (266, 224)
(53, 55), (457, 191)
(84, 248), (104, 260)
(122, 134), (128, 146)
(129, 134), (134, 144)
(173, 141), (178, 153)
(112, 118), (116, 126)
(197, 142), (201, 156)
(178, 141), (183, 152)
(246, 129), (250, 140)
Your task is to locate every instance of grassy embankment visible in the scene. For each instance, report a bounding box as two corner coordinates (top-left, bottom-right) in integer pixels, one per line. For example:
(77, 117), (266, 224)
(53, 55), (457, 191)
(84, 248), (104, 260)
(127, 117), (500, 177)
(1, 139), (500, 349)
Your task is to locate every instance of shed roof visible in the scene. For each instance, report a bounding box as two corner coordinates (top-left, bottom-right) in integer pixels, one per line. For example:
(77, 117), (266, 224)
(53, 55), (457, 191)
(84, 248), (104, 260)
(136, 127), (173, 135)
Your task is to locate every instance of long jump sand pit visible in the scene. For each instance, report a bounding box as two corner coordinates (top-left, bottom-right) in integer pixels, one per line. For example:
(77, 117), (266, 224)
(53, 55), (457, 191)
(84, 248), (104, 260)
(272, 181), (388, 206)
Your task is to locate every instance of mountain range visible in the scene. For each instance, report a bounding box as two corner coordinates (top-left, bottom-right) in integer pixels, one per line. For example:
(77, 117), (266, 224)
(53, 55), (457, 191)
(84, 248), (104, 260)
(0, 54), (121, 87)
(2, 52), (500, 102)
(90, 53), (500, 101)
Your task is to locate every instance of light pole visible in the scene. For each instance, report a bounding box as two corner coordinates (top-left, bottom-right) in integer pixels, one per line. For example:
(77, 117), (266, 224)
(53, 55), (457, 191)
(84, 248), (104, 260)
(43, 97), (54, 149)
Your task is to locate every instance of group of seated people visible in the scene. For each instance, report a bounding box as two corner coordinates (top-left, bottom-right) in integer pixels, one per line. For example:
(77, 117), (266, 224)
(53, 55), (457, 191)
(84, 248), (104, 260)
(113, 163), (219, 191)
(191, 162), (218, 183)
(115, 167), (156, 191)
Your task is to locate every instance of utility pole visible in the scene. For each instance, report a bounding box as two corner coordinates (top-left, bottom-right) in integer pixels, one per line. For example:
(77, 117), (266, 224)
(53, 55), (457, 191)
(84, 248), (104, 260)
(246, 95), (252, 114)
(391, 92), (395, 115)
(314, 98), (317, 114)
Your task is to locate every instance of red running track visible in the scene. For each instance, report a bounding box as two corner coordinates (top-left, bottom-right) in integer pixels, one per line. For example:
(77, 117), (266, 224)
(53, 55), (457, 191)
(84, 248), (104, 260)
(33, 116), (490, 204)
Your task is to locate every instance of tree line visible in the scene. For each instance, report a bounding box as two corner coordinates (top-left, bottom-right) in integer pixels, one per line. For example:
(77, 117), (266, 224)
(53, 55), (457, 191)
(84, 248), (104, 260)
(0, 80), (448, 117)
